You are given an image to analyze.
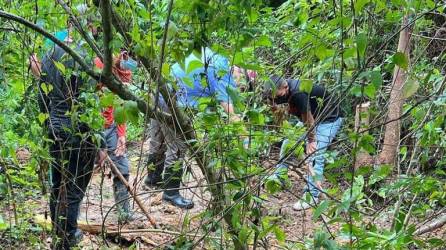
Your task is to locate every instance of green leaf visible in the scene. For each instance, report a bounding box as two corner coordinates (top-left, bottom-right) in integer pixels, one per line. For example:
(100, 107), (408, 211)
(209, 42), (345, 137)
(256, 35), (272, 47)
(114, 106), (126, 125)
(392, 52), (409, 70)
(0, 215), (7, 231)
(364, 84), (377, 99)
(356, 33), (367, 57)
(273, 226), (286, 243)
(40, 83), (53, 95)
(370, 70), (383, 88)
(238, 226), (250, 243)
(369, 164), (391, 185)
(265, 178), (282, 194)
(313, 200), (329, 220)
(162, 63), (170, 78)
(166, 21), (178, 40)
(131, 24), (141, 42)
(315, 46), (334, 61)
(99, 93), (114, 107)
(402, 78), (419, 98)
(355, 0), (370, 12)
(124, 101), (139, 124)
(226, 87), (244, 112)
(186, 60), (204, 74)
(38, 113), (49, 124)
(299, 79), (313, 93)
(247, 8), (259, 23)
(247, 110), (265, 125)
(53, 60), (66, 74)
(182, 77), (194, 88)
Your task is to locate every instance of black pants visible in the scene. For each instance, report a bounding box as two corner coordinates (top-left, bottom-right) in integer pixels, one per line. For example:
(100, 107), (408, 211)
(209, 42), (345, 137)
(49, 132), (96, 246)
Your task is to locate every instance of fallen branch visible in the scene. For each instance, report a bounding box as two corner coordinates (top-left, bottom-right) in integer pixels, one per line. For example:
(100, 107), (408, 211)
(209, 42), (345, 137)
(33, 214), (118, 234)
(33, 214), (217, 240)
(415, 214), (446, 235)
(104, 155), (157, 228)
(107, 228), (221, 240)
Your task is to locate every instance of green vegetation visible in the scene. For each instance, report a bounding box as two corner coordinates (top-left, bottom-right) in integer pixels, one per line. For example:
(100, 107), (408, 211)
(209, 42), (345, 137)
(1, 0), (445, 249)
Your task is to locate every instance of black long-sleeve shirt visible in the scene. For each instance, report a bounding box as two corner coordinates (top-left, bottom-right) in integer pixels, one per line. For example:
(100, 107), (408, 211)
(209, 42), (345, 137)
(39, 45), (90, 135)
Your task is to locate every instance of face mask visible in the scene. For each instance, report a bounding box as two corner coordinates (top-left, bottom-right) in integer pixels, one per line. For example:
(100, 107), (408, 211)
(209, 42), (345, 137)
(120, 58), (138, 72)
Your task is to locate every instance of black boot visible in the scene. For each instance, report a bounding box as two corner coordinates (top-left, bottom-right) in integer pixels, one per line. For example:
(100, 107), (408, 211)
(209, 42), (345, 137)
(162, 192), (194, 209)
(67, 229), (83, 247)
(162, 164), (194, 209)
(144, 153), (165, 187)
(52, 229), (83, 249)
(113, 178), (135, 224)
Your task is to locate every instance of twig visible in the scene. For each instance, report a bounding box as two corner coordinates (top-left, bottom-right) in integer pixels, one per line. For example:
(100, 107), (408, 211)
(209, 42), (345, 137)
(56, 0), (103, 59)
(104, 155), (157, 228)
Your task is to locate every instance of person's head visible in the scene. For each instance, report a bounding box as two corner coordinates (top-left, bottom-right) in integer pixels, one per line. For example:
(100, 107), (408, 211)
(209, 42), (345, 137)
(265, 75), (289, 105)
(117, 50), (138, 72)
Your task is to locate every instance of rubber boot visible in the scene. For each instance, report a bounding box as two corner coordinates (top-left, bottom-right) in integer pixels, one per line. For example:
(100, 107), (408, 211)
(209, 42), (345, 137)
(113, 178), (135, 224)
(144, 153), (165, 187)
(162, 163), (194, 209)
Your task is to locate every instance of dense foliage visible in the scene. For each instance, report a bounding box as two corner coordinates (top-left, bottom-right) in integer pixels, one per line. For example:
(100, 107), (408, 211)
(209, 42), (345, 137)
(1, 0), (445, 249)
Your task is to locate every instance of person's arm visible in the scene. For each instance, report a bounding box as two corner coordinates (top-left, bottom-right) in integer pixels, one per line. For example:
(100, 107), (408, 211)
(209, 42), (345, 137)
(220, 101), (242, 122)
(301, 111), (317, 155)
(29, 53), (42, 78)
(220, 101), (234, 114)
(115, 124), (127, 157)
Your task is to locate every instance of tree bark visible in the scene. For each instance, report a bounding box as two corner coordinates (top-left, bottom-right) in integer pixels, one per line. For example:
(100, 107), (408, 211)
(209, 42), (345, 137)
(379, 15), (413, 166)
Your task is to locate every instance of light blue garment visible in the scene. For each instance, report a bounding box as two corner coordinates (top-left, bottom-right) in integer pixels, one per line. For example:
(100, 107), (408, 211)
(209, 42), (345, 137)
(305, 117), (343, 197)
(44, 29), (69, 48)
(202, 47), (230, 73)
(170, 49), (236, 108)
(120, 57), (138, 72)
(277, 117), (343, 197)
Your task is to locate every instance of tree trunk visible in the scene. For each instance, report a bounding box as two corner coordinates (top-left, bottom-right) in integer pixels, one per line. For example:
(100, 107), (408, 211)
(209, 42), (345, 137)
(379, 15), (413, 166)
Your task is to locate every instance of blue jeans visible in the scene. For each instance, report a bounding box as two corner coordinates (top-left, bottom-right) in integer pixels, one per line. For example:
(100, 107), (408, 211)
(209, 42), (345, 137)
(278, 117), (343, 197)
(104, 124), (130, 178)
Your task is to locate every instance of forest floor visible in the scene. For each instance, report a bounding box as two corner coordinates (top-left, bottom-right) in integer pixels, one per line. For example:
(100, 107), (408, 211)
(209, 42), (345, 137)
(71, 141), (326, 249)
(1, 141), (445, 249)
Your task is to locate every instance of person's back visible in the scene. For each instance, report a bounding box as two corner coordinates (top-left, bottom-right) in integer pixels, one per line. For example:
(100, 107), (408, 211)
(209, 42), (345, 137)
(285, 79), (341, 123)
(171, 50), (236, 109)
(39, 44), (90, 135)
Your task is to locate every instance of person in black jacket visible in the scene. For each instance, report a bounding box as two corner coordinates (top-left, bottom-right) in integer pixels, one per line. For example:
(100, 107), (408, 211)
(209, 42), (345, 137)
(267, 75), (343, 211)
(38, 36), (97, 248)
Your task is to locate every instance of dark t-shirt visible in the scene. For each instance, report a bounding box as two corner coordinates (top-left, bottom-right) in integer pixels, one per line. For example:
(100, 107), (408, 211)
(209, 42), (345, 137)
(287, 80), (341, 122)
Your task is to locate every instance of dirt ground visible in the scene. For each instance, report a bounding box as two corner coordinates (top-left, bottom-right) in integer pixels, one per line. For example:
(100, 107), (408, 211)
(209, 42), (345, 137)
(72, 141), (325, 249)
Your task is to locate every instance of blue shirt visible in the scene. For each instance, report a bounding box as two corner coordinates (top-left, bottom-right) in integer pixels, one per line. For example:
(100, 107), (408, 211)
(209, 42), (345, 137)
(171, 48), (237, 108)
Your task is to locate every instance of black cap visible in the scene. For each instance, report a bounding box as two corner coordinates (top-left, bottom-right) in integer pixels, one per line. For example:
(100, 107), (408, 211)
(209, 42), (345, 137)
(269, 75), (286, 87)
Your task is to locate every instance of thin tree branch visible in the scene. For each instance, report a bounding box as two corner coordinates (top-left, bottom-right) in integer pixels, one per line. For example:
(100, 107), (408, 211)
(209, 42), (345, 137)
(56, 0), (103, 60)
(154, 0), (174, 112)
(100, 0), (113, 78)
